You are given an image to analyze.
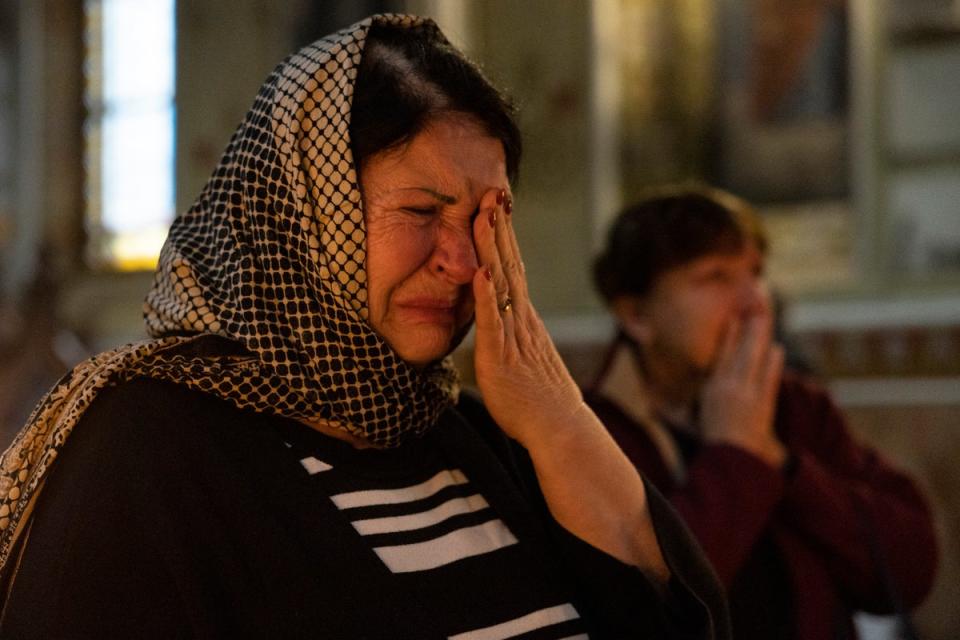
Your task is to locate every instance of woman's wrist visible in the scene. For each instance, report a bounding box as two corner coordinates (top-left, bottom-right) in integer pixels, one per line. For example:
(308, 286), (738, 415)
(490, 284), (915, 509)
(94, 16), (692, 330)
(514, 399), (597, 454)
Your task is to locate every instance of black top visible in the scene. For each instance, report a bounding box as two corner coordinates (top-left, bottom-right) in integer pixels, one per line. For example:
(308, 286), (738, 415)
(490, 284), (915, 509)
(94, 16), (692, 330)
(2, 378), (728, 639)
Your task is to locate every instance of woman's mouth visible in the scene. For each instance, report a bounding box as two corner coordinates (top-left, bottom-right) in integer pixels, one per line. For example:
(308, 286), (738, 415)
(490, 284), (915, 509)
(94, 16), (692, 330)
(396, 297), (460, 323)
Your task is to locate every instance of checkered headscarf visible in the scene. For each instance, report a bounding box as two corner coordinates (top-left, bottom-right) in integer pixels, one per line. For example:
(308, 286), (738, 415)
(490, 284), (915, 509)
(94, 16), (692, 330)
(0, 14), (462, 585)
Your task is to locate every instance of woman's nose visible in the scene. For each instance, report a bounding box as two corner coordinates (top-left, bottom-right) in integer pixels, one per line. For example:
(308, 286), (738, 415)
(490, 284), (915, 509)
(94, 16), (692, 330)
(431, 225), (479, 284)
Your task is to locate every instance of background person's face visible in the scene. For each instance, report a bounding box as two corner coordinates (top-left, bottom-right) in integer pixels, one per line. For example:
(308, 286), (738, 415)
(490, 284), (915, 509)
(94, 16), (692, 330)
(360, 116), (509, 367)
(635, 242), (770, 378)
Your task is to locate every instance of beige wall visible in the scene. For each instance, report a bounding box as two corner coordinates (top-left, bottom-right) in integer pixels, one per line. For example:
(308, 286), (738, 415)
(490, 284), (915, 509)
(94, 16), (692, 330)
(175, 1), (309, 215)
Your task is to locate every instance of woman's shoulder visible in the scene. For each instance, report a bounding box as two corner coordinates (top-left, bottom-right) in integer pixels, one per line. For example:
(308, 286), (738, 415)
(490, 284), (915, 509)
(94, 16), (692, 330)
(71, 375), (283, 478)
(76, 376), (232, 443)
(88, 375), (220, 411)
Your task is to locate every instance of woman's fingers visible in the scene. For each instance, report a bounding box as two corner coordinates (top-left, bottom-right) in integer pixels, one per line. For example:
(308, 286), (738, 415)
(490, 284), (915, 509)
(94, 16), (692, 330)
(492, 191), (536, 348)
(472, 189), (512, 337)
(473, 189), (522, 307)
(495, 192), (528, 303)
(731, 312), (772, 383)
(713, 317), (741, 375)
(473, 190), (506, 291)
(472, 259), (504, 353)
(762, 344), (785, 402)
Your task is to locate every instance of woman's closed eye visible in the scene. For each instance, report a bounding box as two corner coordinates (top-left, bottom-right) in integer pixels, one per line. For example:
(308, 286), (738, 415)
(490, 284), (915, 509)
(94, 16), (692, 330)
(402, 206), (438, 217)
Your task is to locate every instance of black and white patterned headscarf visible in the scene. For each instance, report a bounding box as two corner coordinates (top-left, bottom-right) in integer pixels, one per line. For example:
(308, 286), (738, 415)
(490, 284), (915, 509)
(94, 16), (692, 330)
(0, 14), (461, 583)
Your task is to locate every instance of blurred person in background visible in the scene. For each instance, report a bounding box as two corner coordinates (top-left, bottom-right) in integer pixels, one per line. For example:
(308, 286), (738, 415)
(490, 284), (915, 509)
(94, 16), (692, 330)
(587, 185), (937, 640)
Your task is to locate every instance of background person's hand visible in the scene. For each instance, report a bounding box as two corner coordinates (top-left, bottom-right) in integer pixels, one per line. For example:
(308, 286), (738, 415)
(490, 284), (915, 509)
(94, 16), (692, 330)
(699, 307), (787, 468)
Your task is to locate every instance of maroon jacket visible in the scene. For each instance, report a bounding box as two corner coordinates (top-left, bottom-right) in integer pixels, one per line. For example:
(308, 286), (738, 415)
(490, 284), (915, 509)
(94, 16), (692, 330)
(587, 371), (937, 640)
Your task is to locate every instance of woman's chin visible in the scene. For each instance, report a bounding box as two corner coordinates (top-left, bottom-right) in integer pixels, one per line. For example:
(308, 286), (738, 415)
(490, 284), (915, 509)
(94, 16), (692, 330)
(373, 310), (475, 368)
(391, 328), (459, 368)
(397, 321), (477, 368)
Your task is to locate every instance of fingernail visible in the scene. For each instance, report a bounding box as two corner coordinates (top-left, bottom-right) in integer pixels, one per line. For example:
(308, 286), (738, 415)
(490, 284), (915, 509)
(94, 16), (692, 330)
(488, 209), (497, 227)
(496, 190), (504, 205)
(483, 267), (492, 281)
(505, 198), (513, 216)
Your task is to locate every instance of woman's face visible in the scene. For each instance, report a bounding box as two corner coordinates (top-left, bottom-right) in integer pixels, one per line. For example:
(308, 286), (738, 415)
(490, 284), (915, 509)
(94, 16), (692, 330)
(629, 242), (770, 380)
(360, 115), (509, 366)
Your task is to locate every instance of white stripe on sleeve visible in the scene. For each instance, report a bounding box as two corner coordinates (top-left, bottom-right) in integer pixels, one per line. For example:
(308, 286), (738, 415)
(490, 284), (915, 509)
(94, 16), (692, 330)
(352, 493), (490, 535)
(373, 519), (518, 573)
(331, 469), (469, 509)
(447, 604), (581, 640)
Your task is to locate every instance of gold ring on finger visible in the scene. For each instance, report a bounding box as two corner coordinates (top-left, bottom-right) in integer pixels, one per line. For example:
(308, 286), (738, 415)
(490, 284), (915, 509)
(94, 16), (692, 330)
(499, 297), (513, 313)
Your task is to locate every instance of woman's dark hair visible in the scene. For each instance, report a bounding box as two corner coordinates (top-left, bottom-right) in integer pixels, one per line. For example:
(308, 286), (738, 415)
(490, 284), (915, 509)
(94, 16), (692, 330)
(350, 22), (522, 182)
(593, 185), (768, 302)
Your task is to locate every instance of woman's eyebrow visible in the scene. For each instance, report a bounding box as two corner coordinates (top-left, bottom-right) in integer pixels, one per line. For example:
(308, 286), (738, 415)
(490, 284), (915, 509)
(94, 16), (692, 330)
(400, 187), (457, 204)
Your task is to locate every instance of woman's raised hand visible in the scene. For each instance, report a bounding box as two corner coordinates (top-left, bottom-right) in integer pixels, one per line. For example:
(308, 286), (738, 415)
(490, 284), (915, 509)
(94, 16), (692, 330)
(699, 309), (787, 469)
(470, 188), (588, 448)
(469, 187), (670, 580)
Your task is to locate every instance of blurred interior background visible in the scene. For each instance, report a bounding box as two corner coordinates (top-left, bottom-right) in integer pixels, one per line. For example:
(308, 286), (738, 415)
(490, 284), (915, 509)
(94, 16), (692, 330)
(0, 1), (958, 637)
